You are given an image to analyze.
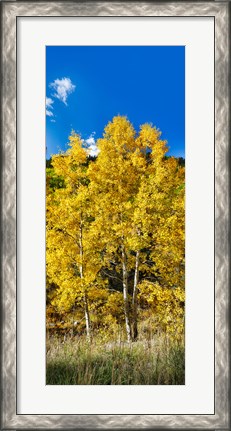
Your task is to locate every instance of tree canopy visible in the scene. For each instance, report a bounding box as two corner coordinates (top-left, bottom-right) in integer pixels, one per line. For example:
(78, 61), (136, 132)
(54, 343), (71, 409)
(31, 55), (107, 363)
(46, 116), (185, 342)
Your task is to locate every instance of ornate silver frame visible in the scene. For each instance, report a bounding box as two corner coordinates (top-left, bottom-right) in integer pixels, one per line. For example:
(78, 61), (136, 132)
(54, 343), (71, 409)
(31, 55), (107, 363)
(1, 1), (229, 429)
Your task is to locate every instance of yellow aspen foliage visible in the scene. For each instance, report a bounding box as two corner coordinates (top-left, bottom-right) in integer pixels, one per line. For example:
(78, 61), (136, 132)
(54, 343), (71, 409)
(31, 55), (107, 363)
(46, 132), (104, 339)
(138, 280), (185, 341)
(46, 116), (185, 342)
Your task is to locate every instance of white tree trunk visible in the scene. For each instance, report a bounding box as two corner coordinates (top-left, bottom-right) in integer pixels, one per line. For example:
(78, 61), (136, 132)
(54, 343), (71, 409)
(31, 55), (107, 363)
(79, 217), (91, 340)
(132, 250), (140, 340)
(121, 245), (132, 342)
(83, 291), (91, 340)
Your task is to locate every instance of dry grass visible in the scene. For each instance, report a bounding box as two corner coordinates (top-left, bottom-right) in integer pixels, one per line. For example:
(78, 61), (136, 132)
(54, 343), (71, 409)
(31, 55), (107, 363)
(46, 335), (184, 385)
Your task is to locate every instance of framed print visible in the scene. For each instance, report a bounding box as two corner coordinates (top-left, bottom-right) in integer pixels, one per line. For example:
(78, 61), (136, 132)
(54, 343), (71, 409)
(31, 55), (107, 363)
(1, 1), (230, 429)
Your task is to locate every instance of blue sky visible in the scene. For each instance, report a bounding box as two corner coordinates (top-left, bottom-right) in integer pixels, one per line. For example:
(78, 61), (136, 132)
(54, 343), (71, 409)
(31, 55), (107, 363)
(46, 46), (185, 159)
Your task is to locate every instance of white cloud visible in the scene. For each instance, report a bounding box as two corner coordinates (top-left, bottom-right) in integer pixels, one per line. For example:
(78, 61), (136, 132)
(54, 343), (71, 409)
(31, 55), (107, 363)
(85, 133), (99, 157)
(46, 97), (54, 117)
(46, 97), (54, 108)
(50, 77), (76, 105)
(86, 136), (95, 146)
(46, 110), (53, 117)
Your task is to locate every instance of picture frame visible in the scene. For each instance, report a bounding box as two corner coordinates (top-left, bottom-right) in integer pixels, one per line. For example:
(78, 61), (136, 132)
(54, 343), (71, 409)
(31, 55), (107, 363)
(1, 1), (229, 429)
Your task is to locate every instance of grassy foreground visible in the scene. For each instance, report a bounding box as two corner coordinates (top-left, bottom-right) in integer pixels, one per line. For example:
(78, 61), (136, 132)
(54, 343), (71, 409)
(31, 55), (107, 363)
(46, 336), (184, 385)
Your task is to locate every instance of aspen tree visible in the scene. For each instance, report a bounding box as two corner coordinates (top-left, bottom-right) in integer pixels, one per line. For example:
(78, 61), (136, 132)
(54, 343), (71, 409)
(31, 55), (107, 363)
(88, 116), (146, 341)
(46, 132), (101, 340)
(46, 118), (185, 343)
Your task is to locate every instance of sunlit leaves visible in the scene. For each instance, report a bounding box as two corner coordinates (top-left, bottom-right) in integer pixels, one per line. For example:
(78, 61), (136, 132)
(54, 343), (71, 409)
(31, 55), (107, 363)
(46, 116), (185, 340)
